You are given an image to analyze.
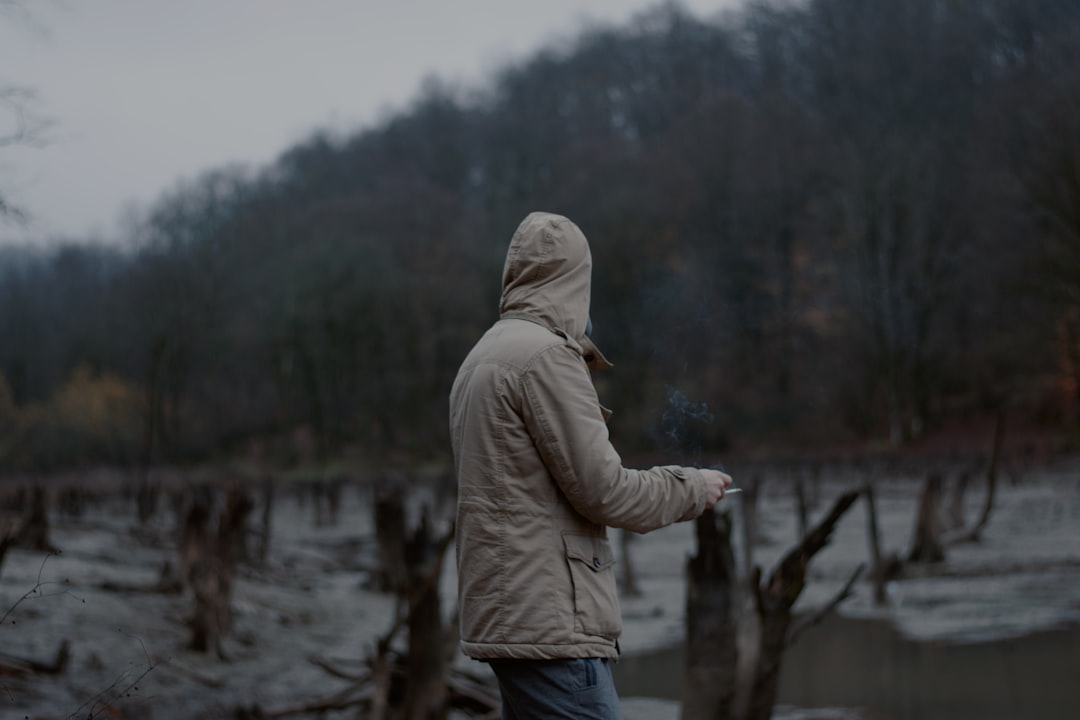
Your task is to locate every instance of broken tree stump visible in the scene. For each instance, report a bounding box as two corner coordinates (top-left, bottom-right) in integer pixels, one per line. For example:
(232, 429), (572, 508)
(15, 485), (58, 553)
(371, 482), (407, 593)
(403, 510), (452, 720)
(908, 474), (946, 564)
(188, 484), (250, 658)
(619, 528), (642, 598)
(862, 478), (889, 606)
(682, 510), (738, 720)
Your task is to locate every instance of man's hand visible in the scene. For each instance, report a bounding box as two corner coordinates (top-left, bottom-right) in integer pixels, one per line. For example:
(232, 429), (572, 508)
(701, 469), (733, 510)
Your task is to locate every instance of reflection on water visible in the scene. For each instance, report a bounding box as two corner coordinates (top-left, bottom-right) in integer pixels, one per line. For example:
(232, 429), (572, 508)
(613, 615), (1080, 720)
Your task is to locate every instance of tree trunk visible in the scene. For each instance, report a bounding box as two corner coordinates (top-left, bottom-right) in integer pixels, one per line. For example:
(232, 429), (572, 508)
(0, 529), (13, 580)
(175, 485), (212, 593)
(15, 485), (56, 553)
(188, 485), (249, 659)
(862, 478), (888, 606)
(908, 474), (945, 564)
(619, 529), (642, 597)
(947, 470), (971, 530)
(740, 474), (762, 583)
(944, 406), (1006, 544)
(220, 486), (254, 572)
(326, 475), (343, 526)
(403, 511), (450, 720)
(372, 483), (408, 593)
(137, 337), (167, 525)
(136, 475), (160, 527)
(808, 462), (822, 511)
(792, 469), (808, 542)
(257, 477), (274, 566)
(682, 510), (738, 720)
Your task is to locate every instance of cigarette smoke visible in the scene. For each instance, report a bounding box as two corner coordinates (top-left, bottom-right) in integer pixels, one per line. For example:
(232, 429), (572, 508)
(655, 385), (714, 464)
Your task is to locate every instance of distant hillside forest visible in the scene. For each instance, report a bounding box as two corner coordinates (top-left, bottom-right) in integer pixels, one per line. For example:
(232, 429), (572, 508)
(2, 0), (1080, 473)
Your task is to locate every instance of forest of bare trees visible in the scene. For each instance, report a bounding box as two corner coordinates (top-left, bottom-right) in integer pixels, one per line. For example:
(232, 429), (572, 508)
(2, 0), (1079, 475)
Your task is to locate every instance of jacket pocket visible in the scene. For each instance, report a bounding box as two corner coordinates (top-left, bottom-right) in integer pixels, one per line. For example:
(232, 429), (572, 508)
(562, 533), (621, 639)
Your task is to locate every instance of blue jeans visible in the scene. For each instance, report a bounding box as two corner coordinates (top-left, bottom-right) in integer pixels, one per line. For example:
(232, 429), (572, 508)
(488, 658), (622, 720)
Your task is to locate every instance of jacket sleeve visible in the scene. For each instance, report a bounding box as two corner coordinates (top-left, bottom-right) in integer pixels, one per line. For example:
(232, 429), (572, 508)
(519, 342), (708, 533)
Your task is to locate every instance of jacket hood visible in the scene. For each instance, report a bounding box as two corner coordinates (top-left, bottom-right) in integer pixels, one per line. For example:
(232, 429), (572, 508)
(500, 212), (612, 371)
(500, 212), (592, 340)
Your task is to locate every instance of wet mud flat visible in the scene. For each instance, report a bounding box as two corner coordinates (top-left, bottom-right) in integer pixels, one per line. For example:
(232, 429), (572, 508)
(1, 464), (1078, 718)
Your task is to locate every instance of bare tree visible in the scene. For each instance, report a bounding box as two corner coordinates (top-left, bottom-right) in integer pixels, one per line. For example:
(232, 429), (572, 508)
(1, 1), (52, 221)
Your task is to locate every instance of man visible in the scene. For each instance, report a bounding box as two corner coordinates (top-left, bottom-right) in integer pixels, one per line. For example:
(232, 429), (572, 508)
(449, 212), (732, 719)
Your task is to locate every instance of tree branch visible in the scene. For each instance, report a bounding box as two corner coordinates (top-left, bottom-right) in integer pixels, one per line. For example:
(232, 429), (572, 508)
(786, 563), (865, 647)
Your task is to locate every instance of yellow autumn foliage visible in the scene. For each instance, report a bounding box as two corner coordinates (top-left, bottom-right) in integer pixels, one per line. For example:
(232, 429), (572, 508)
(1, 365), (143, 471)
(51, 365), (142, 440)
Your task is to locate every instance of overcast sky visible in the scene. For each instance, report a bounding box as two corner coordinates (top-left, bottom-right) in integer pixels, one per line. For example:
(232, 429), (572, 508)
(0, 0), (741, 245)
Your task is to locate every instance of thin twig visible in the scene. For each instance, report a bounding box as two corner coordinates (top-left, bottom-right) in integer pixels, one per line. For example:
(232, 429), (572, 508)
(65, 629), (158, 720)
(1, 552), (86, 625)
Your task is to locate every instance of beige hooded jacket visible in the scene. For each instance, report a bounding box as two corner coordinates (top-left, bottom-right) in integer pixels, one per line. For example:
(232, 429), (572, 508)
(449, 212), (709, 661)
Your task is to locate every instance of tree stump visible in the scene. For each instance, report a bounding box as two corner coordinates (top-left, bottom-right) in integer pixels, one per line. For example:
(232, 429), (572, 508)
(862, 478), (888, 605)
(372, 483), (408, 593)
(15, 485), (57, 553)
(908, 474), (945, 564)
(792, 470), (809, 541)
(682, 510), (738, 720)
(619, 528), (642, 597)
(221, 486), (254, 567)
(740, 474), (762, 582)
(188, 485), (250, 658)
(0, 529), (13, 579)
(947, 470), (971, 530)
(257, 477), (274, 566)
(172, 485), (213, 593)
(403, 511), (450, 720)
(136, 476), (160, 526)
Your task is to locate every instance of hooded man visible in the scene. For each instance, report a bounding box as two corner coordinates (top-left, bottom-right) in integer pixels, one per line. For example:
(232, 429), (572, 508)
(449, 212), (732, 719)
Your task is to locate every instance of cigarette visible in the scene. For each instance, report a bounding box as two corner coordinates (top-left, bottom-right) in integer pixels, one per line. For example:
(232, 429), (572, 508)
(725, 488), (742, 494)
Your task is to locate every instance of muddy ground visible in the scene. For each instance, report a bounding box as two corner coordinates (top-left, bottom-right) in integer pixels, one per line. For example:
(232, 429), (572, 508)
(1, 458), (1078, 719)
